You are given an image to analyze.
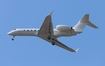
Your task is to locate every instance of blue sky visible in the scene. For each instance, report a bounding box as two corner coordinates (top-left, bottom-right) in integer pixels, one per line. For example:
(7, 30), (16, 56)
(0, 0), (105, 66)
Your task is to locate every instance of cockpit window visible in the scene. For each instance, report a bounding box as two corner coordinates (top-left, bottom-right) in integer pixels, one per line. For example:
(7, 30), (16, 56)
(14, 29), (16, 30)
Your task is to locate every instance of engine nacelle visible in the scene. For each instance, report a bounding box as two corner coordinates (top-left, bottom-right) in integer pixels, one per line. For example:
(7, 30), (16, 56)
(56, 25), (72, 31)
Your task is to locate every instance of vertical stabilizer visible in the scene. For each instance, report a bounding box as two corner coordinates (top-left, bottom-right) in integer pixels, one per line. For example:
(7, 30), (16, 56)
(73, 14), (98, 32)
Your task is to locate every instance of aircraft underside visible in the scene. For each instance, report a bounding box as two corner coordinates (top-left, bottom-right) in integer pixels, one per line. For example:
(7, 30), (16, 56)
(7, 11), (98, 52)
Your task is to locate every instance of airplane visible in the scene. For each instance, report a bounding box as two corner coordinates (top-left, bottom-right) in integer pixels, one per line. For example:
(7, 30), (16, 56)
(7, 11), (98, 52)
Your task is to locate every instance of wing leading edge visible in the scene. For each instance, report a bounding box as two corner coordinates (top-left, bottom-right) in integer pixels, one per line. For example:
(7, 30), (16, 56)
(37, 11), (54, 38)
(37, 11), (79, 52)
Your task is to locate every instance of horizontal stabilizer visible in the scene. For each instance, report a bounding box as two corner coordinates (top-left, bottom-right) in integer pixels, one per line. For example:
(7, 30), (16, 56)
(88, 21), (98, 28)
(81, 14), (98, 28)
(73, 14), (98, 32)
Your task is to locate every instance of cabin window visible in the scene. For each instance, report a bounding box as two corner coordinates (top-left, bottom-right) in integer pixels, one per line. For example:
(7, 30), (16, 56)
(27, 30), (29, 31)
(30, 30), (33, 31)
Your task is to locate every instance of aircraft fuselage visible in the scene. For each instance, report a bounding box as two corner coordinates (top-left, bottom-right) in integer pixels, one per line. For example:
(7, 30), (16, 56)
(7, 11), (98, 52)
(8, 28), (78, 37)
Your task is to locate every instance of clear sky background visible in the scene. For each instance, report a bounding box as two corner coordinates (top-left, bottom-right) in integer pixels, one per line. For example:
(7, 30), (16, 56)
(0, 0), (105, 66)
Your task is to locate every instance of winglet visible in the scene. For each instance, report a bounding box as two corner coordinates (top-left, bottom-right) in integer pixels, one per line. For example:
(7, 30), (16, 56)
(48, 10), (54, 16)
(75, 48), (80, 52)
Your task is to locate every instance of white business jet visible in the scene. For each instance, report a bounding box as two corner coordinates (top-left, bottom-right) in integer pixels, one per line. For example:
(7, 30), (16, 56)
(7, 11), (98, 52)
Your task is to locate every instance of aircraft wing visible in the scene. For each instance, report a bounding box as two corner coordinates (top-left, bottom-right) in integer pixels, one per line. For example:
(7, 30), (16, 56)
(39, 37), (79, 52)
(54, 39), (79, 52)
(37, 11), (54, 38)
(37, 11), (79, 52)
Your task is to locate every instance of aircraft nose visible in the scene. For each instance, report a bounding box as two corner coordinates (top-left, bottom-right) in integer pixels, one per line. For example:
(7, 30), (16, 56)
(7, 32), (12, 35)
(7, 31), (13, 35)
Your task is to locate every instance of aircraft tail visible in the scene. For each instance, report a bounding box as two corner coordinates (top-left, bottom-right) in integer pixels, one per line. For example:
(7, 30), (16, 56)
(73, 14), (98, 32)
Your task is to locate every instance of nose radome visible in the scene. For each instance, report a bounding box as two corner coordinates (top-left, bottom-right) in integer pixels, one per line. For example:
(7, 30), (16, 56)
(8, 30), (17, 35)
(7, 31), (14, 35)
(7, 32), (12, 35)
